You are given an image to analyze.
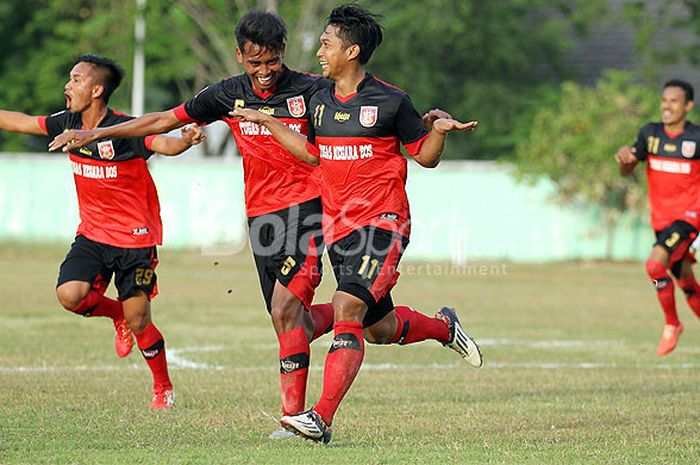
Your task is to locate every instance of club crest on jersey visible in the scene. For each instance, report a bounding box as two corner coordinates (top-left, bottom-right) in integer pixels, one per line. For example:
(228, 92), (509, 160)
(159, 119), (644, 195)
(682, 140), (697, 158)
(359, 106), (378, 128)
(286, 96), (306, 118)
(97, 141), (115, 160)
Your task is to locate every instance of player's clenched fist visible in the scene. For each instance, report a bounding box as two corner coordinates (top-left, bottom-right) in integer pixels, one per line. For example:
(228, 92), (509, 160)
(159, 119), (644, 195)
(615, 146), (638, 165)
(180, 124), (206, 145)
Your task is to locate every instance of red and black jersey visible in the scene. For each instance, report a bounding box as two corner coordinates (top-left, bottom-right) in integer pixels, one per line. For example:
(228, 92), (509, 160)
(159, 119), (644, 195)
(633, 121), (700, 231)
(38, 109), (162, 248)
(172, 67), (328, 217)
(305, 74), (429, 244)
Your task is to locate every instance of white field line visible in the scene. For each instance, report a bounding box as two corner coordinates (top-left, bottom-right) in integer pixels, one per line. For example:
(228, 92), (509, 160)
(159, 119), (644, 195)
(2, 340), (700, 373)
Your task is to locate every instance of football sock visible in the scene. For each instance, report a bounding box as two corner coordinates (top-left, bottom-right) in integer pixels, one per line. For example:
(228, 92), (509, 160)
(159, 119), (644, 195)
(73, 290), (124, 321)
(389, 305), (450, 345)
(309, 303), (334, 341)
(678, 276), (700, 318)
(646, 259), (679, 326)
(277, 326), (311, 416)
(314, 321), (364, 426)
(135, 323), (172, 389)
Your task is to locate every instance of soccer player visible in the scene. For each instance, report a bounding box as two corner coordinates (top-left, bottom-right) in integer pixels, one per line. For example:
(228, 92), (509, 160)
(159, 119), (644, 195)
(232, 4), (482, 443)
(0, 54), (206, 408)
(615, 79), (700, 356)
(49, 12), (336, 432)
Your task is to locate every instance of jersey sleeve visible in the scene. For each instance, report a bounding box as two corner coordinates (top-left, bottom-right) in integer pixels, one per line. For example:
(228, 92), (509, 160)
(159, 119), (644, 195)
(306, 113), (320, 157)
(633, 124), (651, 161)
(42, 111), (72, 139)
(179, 82), (229, 124)
(395, 94), (429, 156)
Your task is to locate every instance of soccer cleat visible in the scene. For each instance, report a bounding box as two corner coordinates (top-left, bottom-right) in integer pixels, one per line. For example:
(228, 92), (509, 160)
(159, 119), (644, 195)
(268, 426), (298, 440)
(113, 318), (134, 358)
(656, 323), (684, 356)
(436, 307), (483, 368)
(280, 409), (332, 444)
(150, 386), (175, 410)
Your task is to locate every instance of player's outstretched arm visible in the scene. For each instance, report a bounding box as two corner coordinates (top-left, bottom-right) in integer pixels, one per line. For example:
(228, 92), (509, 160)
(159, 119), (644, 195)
(151, 124), (206, 156)
(615, 146), (639, 177)
(0, 110), (46, 136)
(413, 118), (478, 168)
(422, 108), (453, 131)
(49, 110), (184, 152)
(230, 108), (318, 166)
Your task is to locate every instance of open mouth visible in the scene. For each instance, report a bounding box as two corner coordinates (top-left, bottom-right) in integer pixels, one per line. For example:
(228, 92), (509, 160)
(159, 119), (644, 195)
(257, 75), (273, 85)
(65, 93), (72, 108)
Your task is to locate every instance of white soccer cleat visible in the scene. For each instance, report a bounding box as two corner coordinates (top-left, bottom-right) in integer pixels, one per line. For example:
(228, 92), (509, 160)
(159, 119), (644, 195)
(280, 409), (332, 444)
(436, 307), (483, 368)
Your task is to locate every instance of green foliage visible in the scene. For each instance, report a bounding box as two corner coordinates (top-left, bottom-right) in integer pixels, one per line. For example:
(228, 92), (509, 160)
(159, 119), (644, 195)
(513, 71), (658, 256)
(367, 0), (609, 159)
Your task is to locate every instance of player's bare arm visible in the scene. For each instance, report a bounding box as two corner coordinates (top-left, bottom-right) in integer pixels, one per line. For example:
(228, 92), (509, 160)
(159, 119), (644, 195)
(0, 110), (46, 136)
(615, 146), (639, 176)
(231, 108), (319, 166)
(413, 118), (479, 168)
(150, 124), (206, 156)
(49, 110), (184, 152)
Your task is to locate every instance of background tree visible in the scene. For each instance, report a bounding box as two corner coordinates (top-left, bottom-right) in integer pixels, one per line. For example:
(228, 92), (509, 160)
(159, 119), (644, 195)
(512, 71), (657, 258)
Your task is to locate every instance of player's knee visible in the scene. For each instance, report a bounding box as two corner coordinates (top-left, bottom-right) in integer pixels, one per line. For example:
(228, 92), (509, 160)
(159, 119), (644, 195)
(128, 314), (149, 334)
(363, 328), (390, 344)
(645, 259), (672, 290)
(55, 287), (84, 312)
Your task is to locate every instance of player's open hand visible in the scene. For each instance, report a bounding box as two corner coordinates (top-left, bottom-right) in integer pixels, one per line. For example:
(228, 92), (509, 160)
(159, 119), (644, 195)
(181, 124), (206, 146)
(422, 108), (453, 131)
(615, 146), (638, 166)
(49, 129), (98, 152)
(229, 108), (272, 125)
(432, 118), (479, 135)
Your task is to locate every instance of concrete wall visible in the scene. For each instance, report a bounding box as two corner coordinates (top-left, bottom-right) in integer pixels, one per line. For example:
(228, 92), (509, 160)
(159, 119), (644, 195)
(0, 154), (653, 262)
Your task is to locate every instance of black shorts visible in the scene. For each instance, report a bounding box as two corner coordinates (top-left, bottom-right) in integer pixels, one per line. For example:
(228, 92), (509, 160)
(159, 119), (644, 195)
(654, 220), (698, 267)
(57, 235), (159, 300)
(247, 197), (324, 312)
(328, 226), (409, 327)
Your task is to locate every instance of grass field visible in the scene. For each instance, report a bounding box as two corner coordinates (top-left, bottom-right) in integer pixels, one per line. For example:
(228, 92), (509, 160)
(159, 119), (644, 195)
(1, 242), (700, 464)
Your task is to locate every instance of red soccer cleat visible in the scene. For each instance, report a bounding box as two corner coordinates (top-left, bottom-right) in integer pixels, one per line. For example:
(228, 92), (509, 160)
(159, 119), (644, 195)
(150, 386), (175, 410)
(656, 323), (684, 356)
(113, 318), (134, 358)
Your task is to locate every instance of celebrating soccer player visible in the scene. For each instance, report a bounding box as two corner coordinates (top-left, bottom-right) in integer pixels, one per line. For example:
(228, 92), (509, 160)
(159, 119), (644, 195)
(49, 12), (337, 436)
(233, 4), (482, 443)
(0, 54), (206, 409)
(615, 79), (700, 356)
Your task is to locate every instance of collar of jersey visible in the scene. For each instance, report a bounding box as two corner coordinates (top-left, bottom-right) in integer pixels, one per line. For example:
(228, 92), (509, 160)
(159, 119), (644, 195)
(332, 73), (373, 103)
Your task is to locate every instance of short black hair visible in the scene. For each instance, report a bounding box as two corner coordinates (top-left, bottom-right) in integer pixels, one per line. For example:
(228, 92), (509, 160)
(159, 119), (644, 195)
(663, 79), (694, 102)
(76, 54), (124, 104)
(326, 3), (383, 65)
(235, 10), (287, 53)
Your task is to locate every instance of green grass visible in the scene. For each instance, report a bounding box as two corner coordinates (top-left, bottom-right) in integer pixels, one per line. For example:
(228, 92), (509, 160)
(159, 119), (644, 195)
(1, 243), (700, 464)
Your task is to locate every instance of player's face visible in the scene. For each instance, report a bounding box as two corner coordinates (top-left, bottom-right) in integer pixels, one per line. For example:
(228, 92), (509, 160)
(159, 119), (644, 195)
(661, 86), (693, 126)
(317, 25), (350, 79)
(236, 43), (284, 93)
(64, 62), (100, 113)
